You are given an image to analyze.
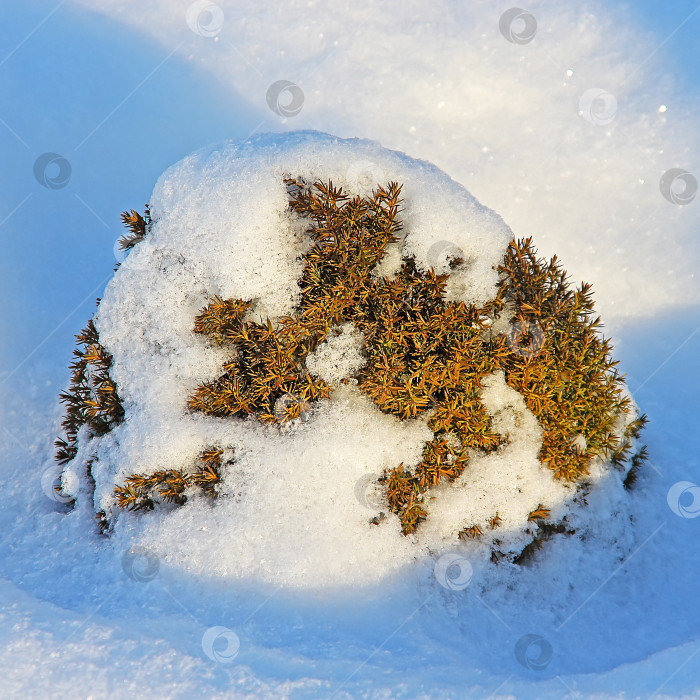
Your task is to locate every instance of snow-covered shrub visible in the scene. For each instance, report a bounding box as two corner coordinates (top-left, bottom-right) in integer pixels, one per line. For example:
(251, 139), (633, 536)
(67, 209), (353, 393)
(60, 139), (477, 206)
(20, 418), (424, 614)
(51, 132), (646, 583)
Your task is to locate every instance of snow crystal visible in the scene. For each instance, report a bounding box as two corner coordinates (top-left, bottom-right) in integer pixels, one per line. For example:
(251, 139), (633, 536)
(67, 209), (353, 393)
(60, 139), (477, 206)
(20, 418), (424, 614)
(305, 322), (366, 385)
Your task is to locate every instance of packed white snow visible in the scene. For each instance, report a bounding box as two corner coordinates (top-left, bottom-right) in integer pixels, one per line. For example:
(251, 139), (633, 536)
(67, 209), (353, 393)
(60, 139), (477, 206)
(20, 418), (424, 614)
(58, 131), (632, 587)
(304, 322), (366, 384)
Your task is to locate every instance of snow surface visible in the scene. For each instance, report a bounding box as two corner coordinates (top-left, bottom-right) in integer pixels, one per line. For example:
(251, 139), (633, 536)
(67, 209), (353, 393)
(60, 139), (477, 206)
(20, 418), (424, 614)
(71, 0), (700, 323)
(1, 0), (699, 698)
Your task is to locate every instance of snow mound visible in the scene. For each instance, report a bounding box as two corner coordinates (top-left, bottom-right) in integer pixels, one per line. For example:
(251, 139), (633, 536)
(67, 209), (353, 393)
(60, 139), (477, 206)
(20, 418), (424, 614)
(58, 131), (637, 587)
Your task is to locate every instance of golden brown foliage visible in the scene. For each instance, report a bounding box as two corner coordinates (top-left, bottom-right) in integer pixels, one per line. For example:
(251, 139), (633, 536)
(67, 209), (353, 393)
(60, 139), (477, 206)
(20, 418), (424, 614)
(117, 207), (149, 252)
(180, 178), (645, 535)
(54, 319), (124, 466)
(458, 524), (484, 540)
(113, 449), (223, 510)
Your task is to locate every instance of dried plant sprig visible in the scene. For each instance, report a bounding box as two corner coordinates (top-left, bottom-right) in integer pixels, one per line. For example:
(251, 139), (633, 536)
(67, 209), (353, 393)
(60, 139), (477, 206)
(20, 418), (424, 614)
(117, 207), (150, 252)
(459, 524), (484, 540)
(488, 237), (637, 484)
(113, 448), (224, 510)
(54, 210), (148, 522)
(54, 319), (124, 466)
(623, 445), (648, 490)
(527, 505), (551, 521)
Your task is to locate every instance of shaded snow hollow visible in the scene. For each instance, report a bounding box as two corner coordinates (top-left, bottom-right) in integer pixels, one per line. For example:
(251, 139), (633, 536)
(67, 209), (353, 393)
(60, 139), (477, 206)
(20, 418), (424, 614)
(63, 131), (635, 587)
